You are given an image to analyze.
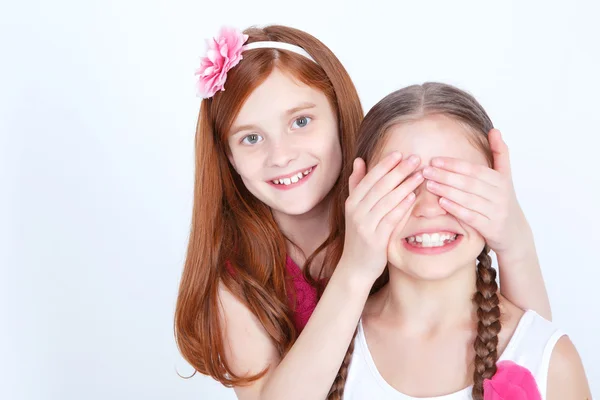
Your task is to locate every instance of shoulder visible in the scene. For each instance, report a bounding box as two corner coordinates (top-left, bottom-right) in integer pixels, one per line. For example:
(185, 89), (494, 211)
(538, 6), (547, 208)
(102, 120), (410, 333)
(217, 282), (253, 319)
(546, 336), (592, 399)
(217, 283), (281, 395)
(217, 283), (280, 364)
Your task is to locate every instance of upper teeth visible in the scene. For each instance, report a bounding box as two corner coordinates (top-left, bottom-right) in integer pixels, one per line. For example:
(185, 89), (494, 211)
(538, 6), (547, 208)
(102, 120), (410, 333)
(272, 168), (312, 185)
(406, 232), (457, 247)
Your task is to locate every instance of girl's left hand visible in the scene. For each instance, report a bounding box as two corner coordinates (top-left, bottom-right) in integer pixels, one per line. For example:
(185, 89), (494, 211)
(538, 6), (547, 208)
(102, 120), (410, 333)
(422, 129), (530, 255)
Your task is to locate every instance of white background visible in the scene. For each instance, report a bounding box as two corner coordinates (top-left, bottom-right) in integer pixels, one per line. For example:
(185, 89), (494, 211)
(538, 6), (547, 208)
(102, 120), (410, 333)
(1, 0), (599, 399)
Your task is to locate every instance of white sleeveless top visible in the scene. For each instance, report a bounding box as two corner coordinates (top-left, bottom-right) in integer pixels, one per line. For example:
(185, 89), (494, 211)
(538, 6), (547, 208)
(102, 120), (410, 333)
(344, 310), (564, 400)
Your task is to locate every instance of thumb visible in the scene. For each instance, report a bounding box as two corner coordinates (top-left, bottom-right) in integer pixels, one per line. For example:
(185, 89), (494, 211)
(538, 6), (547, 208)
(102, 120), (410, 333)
(489, 129), (511, 176)
(348, 158), (366, 195)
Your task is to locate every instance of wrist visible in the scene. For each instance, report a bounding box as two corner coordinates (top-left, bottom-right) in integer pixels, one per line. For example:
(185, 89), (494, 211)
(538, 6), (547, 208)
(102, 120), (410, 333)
(495, 227), (537, 265)
(332, 258), (374, 297)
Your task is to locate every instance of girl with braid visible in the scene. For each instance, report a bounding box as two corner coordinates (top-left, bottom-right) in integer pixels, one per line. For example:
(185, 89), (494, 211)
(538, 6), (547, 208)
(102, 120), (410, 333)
(177, 25), (556, 400)
(337, 83), (591, 399)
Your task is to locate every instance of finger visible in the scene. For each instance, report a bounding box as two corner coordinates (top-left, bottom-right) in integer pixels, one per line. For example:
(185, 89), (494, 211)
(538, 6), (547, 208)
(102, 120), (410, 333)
(423, 166), (497, 201)
(369, 171), (424, 226)
(489, 129), (512, 176)
(348, 158), (366, 196)
(426, 180), (494, 217)
(349, 151), (403, 204)
(430, 157), (500, 186)
(376, 192), (416, 238)
(438, 197), (490, 232)
(359, 155), (421, 213)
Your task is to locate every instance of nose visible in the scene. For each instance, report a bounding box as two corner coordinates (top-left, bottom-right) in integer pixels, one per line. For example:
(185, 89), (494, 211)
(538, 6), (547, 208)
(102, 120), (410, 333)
(266, 136), (299, 168)
(412, 182), (448, 218)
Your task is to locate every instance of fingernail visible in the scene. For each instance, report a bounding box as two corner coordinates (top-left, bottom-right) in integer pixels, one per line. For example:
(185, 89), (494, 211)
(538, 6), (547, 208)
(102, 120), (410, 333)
(432, 158), (444, 167)
(408, 192), (416, 201)
(423, 166), (434, 176)
(408, 155), (419, 164)
(427, 180), (437, 189)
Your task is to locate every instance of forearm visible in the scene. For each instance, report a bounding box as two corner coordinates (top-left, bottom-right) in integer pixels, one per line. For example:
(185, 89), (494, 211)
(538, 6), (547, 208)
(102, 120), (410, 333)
(497, 228), (552, 320)
(259, 261), (370, 400)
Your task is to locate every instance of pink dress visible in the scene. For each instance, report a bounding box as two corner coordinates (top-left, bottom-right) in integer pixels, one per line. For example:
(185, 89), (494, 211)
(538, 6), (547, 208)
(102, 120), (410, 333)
(284, 256), (318, 333)
(225, 256), (319, 333)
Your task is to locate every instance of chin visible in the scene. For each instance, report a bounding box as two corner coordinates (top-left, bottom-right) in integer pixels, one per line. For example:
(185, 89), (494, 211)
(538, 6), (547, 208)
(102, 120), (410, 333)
(387, 240), (485, 282)
(268, 194), (326, 217)
(388, 253), (466, 281)
(392, 259), (469, 281)
(272, 203), (317, 216)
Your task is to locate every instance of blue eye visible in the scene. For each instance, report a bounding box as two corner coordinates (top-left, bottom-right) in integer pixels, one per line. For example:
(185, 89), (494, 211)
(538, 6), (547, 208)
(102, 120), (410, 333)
(241, 134), (263, 145)
(292, 116), (312, 129)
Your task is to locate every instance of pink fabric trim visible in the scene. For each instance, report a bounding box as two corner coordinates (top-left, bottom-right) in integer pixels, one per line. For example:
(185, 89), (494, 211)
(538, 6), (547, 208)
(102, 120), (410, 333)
(484, 360), (542, 400)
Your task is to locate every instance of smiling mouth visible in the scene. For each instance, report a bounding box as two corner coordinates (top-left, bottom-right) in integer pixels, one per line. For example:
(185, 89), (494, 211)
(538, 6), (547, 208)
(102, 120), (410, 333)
(404, 232), (461, 248)
(269, 167), (314, 186)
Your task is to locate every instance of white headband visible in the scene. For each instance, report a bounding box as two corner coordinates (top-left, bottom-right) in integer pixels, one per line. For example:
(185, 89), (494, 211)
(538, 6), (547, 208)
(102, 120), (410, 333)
(243, 41), (317, 63)
(197, 28), (319, 99)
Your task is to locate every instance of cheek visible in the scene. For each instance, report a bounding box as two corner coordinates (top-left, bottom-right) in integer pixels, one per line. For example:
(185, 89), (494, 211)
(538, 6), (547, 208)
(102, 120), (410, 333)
(462, 223), (484, 242)
(229, 150), (261, 179)
(462, 225), (486, 256)
(321, 128), (343, 166)
(329, 139), (343, 171)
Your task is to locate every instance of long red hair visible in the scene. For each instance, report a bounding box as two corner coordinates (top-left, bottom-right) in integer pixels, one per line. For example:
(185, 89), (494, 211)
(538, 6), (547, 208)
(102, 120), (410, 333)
(174, 25), (363, 387)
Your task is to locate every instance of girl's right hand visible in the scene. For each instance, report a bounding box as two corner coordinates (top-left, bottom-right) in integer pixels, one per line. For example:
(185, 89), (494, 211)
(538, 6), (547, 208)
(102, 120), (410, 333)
(340, 152), (423, 283)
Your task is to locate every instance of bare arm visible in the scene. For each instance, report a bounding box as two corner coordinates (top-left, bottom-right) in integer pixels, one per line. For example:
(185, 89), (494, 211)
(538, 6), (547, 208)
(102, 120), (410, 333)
(220, 153), (423, 400)
(547, 336), (591, 399)
(221, 264), (370, 400)
(497, 224), (552, 320)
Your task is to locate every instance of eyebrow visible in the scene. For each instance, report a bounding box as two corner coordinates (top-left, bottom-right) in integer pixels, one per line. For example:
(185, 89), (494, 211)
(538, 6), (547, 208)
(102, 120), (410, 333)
(229, 123), (261, 138)
(229, 102), (317, 137)
(285, 102), (317, 116)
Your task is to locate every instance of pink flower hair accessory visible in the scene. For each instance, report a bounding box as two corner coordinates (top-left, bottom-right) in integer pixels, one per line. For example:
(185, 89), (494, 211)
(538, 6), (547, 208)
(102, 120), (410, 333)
(483, 361), (542, 400)
(195, 27), (317, 99)
(195, 27), (248, 99)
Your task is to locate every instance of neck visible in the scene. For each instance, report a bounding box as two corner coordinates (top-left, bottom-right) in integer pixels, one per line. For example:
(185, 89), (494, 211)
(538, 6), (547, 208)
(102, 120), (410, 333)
(272, 196), (332, 267)
(374, 263), (478, 334)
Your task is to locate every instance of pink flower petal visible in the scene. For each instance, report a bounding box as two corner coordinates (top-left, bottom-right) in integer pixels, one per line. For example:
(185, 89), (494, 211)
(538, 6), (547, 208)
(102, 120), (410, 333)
(483, 361), (542, 400)
(195, 27), (248, 98)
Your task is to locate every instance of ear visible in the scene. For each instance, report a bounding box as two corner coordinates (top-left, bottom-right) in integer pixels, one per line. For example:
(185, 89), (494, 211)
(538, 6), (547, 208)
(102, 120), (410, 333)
(227, 153), (237, 171)
(225, 141), (238, 172)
